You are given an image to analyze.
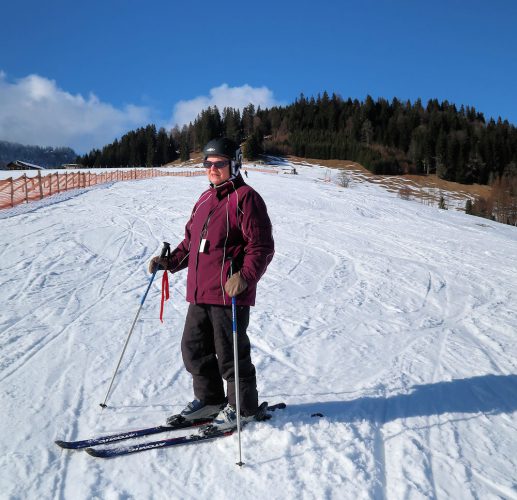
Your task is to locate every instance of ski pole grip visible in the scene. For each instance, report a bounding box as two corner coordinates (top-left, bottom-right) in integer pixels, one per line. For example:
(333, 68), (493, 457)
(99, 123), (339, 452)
(160, 241), (171, 259)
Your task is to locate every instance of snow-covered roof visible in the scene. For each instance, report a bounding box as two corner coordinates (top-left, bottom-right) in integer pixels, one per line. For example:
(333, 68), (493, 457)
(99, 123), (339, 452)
(7, 160), (45, 170)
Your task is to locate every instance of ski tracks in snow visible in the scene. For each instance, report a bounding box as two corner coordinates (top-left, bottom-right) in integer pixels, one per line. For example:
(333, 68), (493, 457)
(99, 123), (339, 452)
(1, 170), (517, 499)
(258, 173), (517, 498)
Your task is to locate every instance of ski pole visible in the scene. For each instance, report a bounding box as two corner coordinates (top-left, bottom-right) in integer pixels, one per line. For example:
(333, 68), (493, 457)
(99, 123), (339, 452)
(99, 241), (171, 408)
(230, 261), (244, 466)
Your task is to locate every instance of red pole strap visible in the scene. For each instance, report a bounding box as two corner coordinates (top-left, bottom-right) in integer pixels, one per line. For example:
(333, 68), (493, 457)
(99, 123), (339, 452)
(160, 271), (170, 322)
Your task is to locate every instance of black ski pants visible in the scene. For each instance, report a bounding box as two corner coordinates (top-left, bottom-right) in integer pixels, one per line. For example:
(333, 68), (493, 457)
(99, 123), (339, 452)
(181, 304), (258, 416)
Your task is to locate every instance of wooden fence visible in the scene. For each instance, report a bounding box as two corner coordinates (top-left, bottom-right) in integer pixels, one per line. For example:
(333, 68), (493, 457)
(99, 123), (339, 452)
(0, 168), (205, 210)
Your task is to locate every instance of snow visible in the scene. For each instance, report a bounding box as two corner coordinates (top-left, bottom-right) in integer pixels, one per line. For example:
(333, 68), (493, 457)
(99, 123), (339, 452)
(0, 160), (516, 499)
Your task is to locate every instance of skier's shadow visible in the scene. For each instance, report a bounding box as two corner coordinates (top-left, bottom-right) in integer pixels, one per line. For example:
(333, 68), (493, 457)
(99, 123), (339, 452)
(284, 374), (517, 424)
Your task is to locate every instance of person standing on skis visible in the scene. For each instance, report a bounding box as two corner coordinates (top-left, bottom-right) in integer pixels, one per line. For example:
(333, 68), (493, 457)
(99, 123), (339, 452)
(148, 137), (274, 430)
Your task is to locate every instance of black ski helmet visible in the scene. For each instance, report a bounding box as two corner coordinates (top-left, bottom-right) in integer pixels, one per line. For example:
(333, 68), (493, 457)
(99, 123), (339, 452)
(203, 137), (242, 177)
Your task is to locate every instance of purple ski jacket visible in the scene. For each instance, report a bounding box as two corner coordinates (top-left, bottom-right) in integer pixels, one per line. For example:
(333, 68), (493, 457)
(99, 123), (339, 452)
(168, 174), (274, 306)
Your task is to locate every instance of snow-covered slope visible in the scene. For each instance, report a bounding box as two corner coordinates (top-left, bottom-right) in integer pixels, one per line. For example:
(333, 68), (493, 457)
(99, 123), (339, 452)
(1, 161), (516, 499)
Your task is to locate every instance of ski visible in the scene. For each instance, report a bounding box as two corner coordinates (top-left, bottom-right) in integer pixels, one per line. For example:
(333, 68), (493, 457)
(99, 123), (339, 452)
(55, 416), (212, 450)
(85, 402), (286, 458)
(85, 428), (233, 458)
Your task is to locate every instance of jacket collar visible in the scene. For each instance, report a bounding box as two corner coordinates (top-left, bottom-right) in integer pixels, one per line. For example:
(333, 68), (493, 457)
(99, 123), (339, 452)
(211, 174), (245, 199)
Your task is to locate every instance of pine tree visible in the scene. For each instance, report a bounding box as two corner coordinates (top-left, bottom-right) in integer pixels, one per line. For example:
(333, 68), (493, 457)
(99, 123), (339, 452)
(179, 126), (190, 162)
(242, 104), (255, 137)
(243, 131), (262, 160)
(223, 107), (242, 143)
(145, 125), (157, 167)
(361, 120), (374, 146)
(435, 129), (448, 179)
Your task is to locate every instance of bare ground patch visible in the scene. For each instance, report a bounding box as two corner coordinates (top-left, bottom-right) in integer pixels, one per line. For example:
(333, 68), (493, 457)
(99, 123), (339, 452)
(284, 156), (492, 211)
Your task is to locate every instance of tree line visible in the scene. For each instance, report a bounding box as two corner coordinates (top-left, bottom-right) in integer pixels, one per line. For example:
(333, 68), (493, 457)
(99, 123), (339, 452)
(77, 93), (517, 189)
(0, 140), (76, 168)
(75, 105), (258, 168)
(77, 125), (177, 168)
(255, 93), (517, 186)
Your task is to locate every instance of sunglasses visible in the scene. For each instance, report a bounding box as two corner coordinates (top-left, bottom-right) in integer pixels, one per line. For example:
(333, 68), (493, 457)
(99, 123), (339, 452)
(203, 160), (230, 169)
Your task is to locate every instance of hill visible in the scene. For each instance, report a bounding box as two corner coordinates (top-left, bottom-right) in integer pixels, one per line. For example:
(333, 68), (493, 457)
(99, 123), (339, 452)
(77, 94), (517, 196)
(0, 161), (516, 498)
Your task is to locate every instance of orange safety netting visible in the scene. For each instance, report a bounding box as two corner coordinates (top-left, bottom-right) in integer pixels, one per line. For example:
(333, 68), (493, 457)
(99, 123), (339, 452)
(246, 167), (279, 174)
(0, 169), (205, 210)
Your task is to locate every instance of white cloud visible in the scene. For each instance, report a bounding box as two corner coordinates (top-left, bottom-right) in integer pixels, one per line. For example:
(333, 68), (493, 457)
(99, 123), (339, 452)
(0, 76), (282, 154)
(0, 72), (151, 153)
(170, 83), (281, 127)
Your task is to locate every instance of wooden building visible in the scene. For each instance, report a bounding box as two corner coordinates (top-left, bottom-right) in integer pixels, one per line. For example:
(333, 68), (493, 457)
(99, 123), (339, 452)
(6, 160), (45, 171)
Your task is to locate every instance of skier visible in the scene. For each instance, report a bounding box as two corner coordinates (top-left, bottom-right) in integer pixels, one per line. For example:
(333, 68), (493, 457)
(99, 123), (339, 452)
(148, 137), (274, 431)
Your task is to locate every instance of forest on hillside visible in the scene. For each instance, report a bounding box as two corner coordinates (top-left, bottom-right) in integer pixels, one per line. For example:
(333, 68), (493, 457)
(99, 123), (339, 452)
(0, 141), (77, 168)
(77, 93), (517, 188)
(76, 95), (517, 225)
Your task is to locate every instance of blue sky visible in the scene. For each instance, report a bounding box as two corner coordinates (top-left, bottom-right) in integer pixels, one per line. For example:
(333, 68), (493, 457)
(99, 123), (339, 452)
(1, 0), (516, 153)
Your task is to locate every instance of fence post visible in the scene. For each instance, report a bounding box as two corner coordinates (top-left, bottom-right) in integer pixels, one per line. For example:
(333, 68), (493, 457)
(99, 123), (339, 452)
(65, 172), (68, 191)
(49, 173), (52, 196)
(10, 177), (14, 207)
(24, 174), (29, 203)
(38, 170), (44, 199)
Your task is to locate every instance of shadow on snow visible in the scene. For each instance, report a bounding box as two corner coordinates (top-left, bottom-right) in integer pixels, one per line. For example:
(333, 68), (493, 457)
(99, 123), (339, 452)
(283, 374), (517, 424)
